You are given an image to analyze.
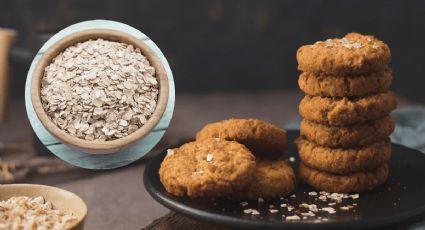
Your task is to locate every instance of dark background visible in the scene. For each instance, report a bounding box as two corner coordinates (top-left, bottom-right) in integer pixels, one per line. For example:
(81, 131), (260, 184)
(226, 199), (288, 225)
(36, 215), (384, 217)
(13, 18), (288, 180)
(1, 0), (424, 102)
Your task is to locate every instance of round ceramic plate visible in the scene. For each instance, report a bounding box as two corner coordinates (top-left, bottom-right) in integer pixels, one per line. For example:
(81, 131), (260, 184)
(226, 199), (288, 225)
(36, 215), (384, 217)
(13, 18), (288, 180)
(144, 130), (425, 229)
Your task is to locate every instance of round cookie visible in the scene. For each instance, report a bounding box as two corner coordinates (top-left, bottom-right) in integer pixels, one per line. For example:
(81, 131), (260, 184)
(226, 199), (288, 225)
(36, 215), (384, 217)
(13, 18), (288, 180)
(159, 138), (256, 198)
(297, 33), (391, 75)
(295, 137), (391, 174)
(298, 163), (389, 193)
(300, 116), (395, 147)
(196, 119), (287, 158)
(298, 69), (393, 97)
(238, 159), (296, 199)
(299, 91), (397, 126)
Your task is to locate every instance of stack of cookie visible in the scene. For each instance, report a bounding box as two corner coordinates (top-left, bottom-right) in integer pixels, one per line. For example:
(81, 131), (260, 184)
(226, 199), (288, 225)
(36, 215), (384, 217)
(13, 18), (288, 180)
(295, 33), (397, 193)
(160, 119), (296, 199)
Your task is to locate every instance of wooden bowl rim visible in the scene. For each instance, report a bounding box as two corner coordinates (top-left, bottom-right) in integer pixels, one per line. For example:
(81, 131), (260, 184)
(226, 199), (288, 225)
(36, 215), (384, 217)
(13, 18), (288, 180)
(31, 28), (169, 154)
(0, 183), (88, 229)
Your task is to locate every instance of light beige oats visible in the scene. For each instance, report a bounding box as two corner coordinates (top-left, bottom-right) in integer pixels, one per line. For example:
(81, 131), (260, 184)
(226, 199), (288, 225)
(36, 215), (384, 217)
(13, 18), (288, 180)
(41, 38), (158, 141)
(0, 196), (77, 229)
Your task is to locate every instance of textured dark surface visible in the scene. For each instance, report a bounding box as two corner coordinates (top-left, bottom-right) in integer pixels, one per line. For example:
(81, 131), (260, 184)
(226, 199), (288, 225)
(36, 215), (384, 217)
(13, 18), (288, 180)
(1, 0), (425, 102)
(144, 130), (425, 229)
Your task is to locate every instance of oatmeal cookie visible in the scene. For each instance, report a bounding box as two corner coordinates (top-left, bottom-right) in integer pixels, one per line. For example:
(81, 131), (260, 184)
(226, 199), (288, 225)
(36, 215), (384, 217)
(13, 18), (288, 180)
(196, 119), (287, 158)
(159, 138), (256, 198)
(237, 159), (296, 199)
(298, 69), (392, 97)
(299, 163), (389, 193)
(295, 137), (391, 174)
(299, 91), (397, 126)
(300, 116), (395, 147)
(297, 32), (391, 75)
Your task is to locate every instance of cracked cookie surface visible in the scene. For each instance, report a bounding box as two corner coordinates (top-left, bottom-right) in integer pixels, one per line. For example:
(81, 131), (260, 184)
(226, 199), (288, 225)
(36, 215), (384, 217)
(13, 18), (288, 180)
(196, 119), (286, 158)
(300, 116), (394, 147)
(295, 137), (391, 174)
(299, 91), (397, 126)
(159, 138), (256, 198)
(298, 69), (392, 97)
(297, 32), (391, 75)
(299, 163), (389, 193)
(235, 159), (296, 199)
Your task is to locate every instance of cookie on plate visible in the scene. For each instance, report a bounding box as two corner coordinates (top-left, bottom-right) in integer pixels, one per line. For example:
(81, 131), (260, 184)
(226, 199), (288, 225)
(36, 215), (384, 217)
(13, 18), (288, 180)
(237, 159), (296, 199)
(295, 137), (391, 174)
(159, 138), (256, 198)
(297, 32), (391, 75)
(300, 116), (395, 147)
(298, 68), (392, 97)
(299, 91), (397, 126)
(196, 119), (287, 158)
(298, 163), (389, 193)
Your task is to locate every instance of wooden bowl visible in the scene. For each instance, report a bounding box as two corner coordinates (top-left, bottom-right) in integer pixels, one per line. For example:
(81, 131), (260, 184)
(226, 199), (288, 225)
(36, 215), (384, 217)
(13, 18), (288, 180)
(31, 29), (169, 154)
(0, 184), (88, 230)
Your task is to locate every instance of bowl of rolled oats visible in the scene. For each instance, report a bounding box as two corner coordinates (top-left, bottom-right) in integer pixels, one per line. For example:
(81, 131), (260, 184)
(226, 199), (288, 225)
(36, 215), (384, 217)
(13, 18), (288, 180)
(31, 29), (169, 154)
(0, 184), (87, 230)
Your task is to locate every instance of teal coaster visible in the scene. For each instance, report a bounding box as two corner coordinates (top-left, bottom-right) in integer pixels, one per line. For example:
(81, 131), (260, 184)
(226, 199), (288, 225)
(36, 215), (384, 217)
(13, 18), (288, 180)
(24, 20), (175, 169)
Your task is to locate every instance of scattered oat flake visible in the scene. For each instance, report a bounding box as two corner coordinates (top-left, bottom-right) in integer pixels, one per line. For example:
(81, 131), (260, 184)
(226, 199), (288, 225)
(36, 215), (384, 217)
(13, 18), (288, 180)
(280, 203), (287, 208)
(206, 153), (213, 162)
(328, 202), (336, 206)
(301, 211), (315, 217)
(350, 194), (360, 199)
(287, 206), (294, 212)
(290, 194), (296, 198)
(289, 157), (295, 162)
(340, 205), (354, 211)
(251, 209), (260, 215)
(269, 209), (279, 213)
(166, 149), (174, 157)
(321, 207), (336, 214)
(286, 215), (301, 221)
(308, 191), (318, 196)
(192, 170), (203, 175)
(240, 202), (248, 207)
(258, 197), (264, 203)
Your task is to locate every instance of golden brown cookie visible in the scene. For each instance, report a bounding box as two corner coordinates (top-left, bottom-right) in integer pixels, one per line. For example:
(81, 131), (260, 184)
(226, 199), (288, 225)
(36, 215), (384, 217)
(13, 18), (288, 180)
(159, 138), (256, 198)
(297, 33), (391, 75)
(298, 163), (389, 193)
(295, 137), (391, 174)
(299, 91), (397, 126)
(300, 116), (395, 147)
(196, 119), (287, 158)
(237, 159), (296, 199)
(298, 69), (392, 97)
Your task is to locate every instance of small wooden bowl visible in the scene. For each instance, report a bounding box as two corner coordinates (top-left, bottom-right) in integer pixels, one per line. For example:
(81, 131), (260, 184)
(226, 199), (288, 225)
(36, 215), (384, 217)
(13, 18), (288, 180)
(0, 184), (88, 230)
(31, 29), (169, 154)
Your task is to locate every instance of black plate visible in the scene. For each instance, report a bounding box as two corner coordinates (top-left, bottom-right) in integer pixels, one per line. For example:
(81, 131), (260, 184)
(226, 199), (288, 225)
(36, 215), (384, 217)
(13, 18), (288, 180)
(144, 130), (425, 229)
